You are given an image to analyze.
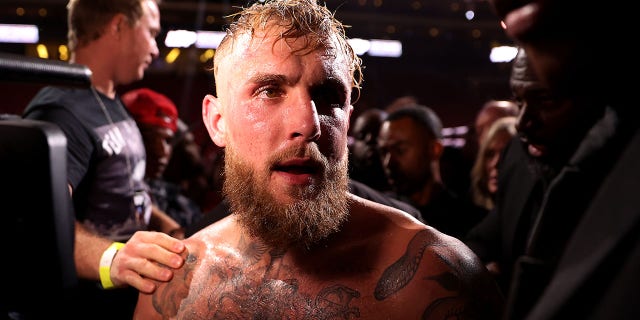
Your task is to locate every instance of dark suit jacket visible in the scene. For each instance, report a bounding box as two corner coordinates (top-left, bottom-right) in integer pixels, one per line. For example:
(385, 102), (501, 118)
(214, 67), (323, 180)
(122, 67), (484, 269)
(520, 109), (640, 319)
(464, 135), (542, 294)
(466, 107), (640, 319)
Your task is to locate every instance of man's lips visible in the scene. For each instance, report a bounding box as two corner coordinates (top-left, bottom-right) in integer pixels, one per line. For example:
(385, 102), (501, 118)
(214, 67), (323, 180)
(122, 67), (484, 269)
(520, 136), (545, 157)
(528, 144), (544, 157)
(272, 158), (322, 184)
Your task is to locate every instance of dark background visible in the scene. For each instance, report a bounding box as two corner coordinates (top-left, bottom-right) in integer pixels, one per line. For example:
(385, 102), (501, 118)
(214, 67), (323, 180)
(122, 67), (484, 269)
(0, 0), (516, 135)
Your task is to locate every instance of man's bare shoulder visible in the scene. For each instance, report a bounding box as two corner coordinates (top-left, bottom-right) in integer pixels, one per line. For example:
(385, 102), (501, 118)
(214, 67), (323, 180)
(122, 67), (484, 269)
(136, 200), (504, 319)
(348, 194), (504, 318)
(347, 193), (424, 227)
(134, 215), (250, 319)
(188, 214), (238, 241)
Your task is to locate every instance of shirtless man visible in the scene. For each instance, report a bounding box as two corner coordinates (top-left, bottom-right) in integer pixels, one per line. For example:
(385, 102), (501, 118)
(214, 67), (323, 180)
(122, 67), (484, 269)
(134, 0), (503, 318)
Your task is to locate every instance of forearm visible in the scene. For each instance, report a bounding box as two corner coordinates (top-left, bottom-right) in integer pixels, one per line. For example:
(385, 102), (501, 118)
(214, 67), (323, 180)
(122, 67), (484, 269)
(74, 221), (114, 280)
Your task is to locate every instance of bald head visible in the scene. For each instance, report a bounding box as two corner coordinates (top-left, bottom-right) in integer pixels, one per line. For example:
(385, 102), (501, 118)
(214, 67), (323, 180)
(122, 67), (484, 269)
(352, 109), (387, 137)
(475, 99), (519, 144)
(510, 47), (539, 86)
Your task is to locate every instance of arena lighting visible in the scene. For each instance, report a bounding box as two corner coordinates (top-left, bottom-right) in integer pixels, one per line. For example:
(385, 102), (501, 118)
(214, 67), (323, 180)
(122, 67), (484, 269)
(195, 31), (226, 49)
(465, 10), (475, 20)
(164, 30), (197, 48)
(199, 49), (214, 63)
(442, 126), (469, 137)
(347, 38), (371, 56)
(442, 137), (466, 148)
(490, 45), (518, 63)
(36, 44), (49, 59)
(442, 126), (468, 147)
(164, 29), (402, 58)
(165, 48), (181, 64)
(368, 39), (402, 58)
(0, 24), (38, 43)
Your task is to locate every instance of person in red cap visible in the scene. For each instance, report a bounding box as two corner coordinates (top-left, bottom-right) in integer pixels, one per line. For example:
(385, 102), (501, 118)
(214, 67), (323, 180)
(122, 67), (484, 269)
(122, 88), (178, 180)
(122, 88), (202, 233)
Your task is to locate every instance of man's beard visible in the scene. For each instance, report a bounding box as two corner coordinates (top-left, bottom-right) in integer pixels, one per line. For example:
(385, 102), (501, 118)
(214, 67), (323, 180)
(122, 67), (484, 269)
(223, 144), (350, 250)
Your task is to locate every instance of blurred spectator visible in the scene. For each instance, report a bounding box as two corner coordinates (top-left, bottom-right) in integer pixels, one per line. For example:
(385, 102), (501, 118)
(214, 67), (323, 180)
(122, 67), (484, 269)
(378, 104), (485, 239)
(384, 95), (419, 113)
(470, 116), (517, 211)
(474, 100), (519, 147)
(122, 88), (202, 232)
(448, 99), (520, 210)
(348, 108), (390, 192)
(163, 119), (224, 213)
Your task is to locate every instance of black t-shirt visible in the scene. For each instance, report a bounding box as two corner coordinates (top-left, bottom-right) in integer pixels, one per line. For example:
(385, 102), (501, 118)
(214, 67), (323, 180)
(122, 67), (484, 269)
(24, 86), (151, 241)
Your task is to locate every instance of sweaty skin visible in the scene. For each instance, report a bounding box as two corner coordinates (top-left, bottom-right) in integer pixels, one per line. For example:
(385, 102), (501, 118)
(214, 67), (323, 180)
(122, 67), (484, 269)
(134, 12), (503, 319)
(136, 196), (503, 319)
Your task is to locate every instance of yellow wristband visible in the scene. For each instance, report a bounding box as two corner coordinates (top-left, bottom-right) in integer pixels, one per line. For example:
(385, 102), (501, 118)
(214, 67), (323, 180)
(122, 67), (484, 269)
(99, 242), (125, 289)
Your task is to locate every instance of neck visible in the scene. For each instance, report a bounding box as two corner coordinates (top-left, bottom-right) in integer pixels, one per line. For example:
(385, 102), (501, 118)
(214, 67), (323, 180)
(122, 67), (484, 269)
(411, 179), (446, 207)
(71, 47), (117, 98)
(410, 162), (442, 206)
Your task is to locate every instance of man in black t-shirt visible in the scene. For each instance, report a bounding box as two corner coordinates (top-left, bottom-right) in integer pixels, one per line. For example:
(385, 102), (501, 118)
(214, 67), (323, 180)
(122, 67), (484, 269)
(21, 1), (185, 318)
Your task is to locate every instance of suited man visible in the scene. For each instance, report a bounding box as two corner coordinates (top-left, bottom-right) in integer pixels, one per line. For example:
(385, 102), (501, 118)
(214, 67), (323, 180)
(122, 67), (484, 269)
(466, 0), (640, 315)
(464, 47), (603, 294)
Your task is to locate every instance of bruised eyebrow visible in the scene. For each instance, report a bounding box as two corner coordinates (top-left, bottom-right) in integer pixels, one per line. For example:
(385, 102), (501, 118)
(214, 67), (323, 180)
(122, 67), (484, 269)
(249, 73), (289, 86)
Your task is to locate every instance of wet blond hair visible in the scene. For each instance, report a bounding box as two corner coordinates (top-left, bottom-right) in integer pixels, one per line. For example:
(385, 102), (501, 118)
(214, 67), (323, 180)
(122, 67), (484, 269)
(213, 0), (363, 93)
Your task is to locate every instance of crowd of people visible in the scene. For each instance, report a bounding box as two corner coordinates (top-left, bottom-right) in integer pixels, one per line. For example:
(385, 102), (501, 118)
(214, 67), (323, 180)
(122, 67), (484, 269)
(2, 0), (638, 318)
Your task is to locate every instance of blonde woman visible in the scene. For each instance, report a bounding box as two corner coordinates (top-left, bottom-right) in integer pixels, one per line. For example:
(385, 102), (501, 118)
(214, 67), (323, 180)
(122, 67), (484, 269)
(470, 116), (518, 211)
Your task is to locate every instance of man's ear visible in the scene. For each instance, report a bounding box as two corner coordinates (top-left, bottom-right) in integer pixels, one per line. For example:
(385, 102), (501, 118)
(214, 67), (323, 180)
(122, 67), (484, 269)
(108, 13), (127, 37)
(202, 94), (227, 147)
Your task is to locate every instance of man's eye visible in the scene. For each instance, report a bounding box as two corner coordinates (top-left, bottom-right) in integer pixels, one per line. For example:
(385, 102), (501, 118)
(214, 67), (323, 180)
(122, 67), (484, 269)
(311, 84), (346, 111)
(257, 86), (281, 99)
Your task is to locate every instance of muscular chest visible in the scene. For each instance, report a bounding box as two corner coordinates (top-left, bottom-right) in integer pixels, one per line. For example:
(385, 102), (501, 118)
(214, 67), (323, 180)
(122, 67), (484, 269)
(175, 252), (419, 319)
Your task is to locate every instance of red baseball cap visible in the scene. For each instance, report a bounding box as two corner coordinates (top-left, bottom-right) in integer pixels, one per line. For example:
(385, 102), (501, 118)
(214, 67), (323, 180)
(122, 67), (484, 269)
(121, 88), (178, 132)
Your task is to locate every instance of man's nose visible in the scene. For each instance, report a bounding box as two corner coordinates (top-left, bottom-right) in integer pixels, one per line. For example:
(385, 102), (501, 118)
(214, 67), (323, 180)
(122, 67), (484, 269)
(287, 93), (321, 142)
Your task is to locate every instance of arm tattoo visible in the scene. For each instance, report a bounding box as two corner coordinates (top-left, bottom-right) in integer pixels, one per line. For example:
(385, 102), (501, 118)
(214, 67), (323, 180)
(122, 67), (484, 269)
(152, 252), (199, 317)
(373, 230), (489, 318)
(374, 229), (442, 300)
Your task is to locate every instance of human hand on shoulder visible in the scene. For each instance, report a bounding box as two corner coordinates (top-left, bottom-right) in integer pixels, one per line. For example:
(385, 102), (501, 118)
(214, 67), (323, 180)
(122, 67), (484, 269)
(109, 231), (186, 293)
(134, 238), (203, 319)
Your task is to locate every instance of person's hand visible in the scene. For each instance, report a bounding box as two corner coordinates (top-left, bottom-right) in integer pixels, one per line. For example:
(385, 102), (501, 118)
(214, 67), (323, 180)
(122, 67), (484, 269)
(109, 231), (186, 293)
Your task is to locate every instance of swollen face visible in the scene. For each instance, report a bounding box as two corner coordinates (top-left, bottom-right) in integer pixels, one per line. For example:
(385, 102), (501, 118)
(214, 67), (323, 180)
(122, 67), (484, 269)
(223, 142), (349, 250)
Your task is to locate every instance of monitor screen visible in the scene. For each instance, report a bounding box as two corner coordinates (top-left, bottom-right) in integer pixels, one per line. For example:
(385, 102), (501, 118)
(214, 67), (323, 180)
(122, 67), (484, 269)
(0, 118), (77, 313)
